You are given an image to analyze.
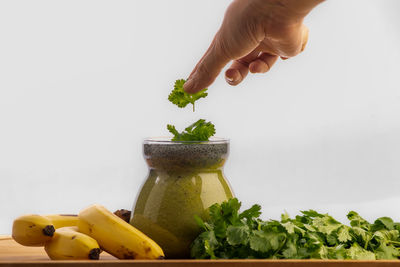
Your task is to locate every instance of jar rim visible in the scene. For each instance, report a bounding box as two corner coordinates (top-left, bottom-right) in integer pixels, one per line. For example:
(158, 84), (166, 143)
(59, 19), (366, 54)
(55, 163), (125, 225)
(143, 136), (229, 144)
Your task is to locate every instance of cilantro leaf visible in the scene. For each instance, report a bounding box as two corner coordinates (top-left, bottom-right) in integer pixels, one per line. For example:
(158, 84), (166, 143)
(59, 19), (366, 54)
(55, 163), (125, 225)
(311, 214), (342, 235)
(191, 231), (218, 259)
(168, 79), (208, 112)
(373, 229), (399, 242)
(239, 205), (262, 221)
(167, 119), (216, 141)
(220, 198), (241, 224)
(227, 225), (250, 246)
(375, 243), (400, 259)
(249, 231), (271, 253)
(347, 243), (376, 260)
(337, 226), (352, 243)
(282, 240), (299, 258)
(347, 211), (371, 230)
(327, 245), (348, 259)
(166, 124), (180, 139)
(372, 217), (395, 231)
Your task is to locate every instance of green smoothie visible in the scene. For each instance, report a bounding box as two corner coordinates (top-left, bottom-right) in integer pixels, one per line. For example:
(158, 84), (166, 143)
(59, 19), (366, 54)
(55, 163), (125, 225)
(130, 138), (233, 259)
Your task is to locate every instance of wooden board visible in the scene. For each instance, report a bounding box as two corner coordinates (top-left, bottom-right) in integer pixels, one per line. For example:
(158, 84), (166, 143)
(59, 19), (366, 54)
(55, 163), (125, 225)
(2, 235), (400, 267)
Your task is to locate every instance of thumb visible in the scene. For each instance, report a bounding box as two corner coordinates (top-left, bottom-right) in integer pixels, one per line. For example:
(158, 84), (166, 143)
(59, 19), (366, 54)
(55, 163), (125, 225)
(183, 35), (230, 94)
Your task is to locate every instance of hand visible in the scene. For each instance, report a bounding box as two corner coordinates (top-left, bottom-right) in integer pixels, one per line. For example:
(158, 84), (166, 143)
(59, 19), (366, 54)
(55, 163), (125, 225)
(184, 0), (324, 93)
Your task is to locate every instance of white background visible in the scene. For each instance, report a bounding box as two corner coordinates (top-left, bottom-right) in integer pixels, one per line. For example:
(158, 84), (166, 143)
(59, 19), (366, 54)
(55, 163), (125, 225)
(1, 0), (400, 234)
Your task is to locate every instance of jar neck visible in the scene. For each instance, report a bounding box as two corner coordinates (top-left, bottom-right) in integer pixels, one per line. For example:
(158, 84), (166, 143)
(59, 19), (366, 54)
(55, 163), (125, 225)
(143, 141), (229, 172)
(145, 157), (226, 172)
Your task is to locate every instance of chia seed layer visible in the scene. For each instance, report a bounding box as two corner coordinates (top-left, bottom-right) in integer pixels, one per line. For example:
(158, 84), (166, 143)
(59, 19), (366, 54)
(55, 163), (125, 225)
(143, 139), (229, 171)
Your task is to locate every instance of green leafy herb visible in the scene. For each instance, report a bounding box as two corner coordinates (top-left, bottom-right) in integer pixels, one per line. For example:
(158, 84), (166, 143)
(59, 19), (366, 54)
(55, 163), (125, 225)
(168, 79), (208, 112)
(191, 198), (400, 260)
(167, 119), (215, 141)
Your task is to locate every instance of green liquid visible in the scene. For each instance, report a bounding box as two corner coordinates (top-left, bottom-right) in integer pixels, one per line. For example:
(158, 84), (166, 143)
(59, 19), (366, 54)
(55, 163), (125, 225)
(130, 168), (233, 259)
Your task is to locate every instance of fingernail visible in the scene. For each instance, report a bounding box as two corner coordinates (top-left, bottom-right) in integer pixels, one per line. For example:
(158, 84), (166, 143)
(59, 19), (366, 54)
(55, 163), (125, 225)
(226, 76), (234, 82)
(225, 69), (240, 84)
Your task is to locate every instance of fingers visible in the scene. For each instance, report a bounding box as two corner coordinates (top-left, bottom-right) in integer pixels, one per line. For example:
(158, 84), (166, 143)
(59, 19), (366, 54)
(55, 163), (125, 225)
(225, 52), (278, 86)
(225, 61), (249, 86)
(183, 34), (231, 94)
(249, 53), (279, 73)
(225, 50), (258, 85)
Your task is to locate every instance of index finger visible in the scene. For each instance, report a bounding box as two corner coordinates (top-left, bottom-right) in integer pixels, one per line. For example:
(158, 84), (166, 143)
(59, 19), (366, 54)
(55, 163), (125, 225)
(183, 34), (231, 94)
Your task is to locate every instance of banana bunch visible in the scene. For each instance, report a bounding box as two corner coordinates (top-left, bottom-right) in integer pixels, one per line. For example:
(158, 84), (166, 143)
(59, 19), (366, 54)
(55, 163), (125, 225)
(12, 205), (164, 260)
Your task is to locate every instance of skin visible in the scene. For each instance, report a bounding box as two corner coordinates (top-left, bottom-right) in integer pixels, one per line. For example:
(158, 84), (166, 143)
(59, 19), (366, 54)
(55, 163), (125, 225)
(183, 0), (325, 94)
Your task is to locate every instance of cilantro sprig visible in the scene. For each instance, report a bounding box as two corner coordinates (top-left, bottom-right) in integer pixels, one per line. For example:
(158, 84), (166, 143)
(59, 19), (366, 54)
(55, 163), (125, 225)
(191, 198), (400, 260)
(167, 119), (215, 142)
(168, 79), (208, 112)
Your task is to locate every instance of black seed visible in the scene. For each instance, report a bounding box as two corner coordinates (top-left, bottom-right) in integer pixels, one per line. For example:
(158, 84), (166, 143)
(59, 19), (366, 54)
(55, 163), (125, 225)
(42, 225), (55, 237)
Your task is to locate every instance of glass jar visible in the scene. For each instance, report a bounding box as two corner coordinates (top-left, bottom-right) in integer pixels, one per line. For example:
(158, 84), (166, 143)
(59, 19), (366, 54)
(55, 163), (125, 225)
(130, 137), (234, 259)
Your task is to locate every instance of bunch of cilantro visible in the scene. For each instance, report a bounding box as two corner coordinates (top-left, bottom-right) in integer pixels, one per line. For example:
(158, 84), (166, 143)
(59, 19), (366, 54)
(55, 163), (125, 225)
(191, 198), (400, 260)
(167, 79), (215, 141)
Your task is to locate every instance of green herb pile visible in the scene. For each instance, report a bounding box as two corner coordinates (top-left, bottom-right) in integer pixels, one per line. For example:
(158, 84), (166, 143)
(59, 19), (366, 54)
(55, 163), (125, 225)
(167, 79), (216, 141)
(191, 198), (400, 260)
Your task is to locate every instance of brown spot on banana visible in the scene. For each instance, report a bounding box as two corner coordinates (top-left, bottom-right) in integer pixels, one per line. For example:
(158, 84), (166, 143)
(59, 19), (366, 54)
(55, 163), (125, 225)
(123, 253), (135, 259)
(117, 245), (138, 259)
(88, 223), (94, 233)
(144, 247), (151, 254)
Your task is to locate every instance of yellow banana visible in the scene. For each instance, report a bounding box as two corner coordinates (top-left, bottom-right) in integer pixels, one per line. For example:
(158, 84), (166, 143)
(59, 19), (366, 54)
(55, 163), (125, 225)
(44, 226), (101, 260)
(12, 214), (55, 246)
(12, 214), (79, 246)
(44, 214), (78, 228)
(78, 204), (164, 259)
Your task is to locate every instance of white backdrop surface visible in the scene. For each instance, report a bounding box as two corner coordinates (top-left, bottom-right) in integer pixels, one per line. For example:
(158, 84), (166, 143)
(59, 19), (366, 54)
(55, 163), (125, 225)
(1, 0), (400, 234)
